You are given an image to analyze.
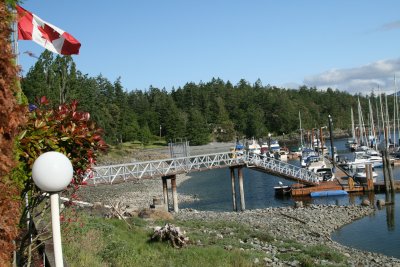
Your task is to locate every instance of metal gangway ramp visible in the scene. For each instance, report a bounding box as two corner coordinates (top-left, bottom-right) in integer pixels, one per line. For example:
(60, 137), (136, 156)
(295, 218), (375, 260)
(87, 152), (320, 185)
(246, 154), (320, 185)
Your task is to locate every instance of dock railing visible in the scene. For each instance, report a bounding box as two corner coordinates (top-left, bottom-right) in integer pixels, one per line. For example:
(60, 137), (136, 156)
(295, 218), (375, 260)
(86, 152), (245, 184)
(246, 154), (320, 185)
(85, 151), (320, 185)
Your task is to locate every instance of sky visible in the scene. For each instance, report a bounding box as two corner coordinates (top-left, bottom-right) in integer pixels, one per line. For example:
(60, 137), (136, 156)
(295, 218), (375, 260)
(16, 1), (400, 95)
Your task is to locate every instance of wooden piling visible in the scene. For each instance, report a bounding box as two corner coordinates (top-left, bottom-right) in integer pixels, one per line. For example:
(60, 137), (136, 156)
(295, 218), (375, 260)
(238, 167), (245, 211)
(348, 177), (354, 190)
(230, 167), (237, 211)
(171, 176), (179, 212)
(382, 126), (396, 203)
(162, 176), (169, 211)
(366, 164), (374, 191)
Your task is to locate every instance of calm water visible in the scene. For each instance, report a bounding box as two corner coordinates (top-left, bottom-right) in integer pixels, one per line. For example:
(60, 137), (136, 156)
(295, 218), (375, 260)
(178, 138), (400, 258)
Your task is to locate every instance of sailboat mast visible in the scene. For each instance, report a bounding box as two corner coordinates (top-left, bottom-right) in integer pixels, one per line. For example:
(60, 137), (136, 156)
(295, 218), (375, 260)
(394, 74), (397, 147)
(385, 94), (390, 146)
(351, 107), (355, 140)
(380, 92), (386, 144)
(375, 96), (381, 144)
(369, 99), (376, 148)
(299, 111), (304, 147)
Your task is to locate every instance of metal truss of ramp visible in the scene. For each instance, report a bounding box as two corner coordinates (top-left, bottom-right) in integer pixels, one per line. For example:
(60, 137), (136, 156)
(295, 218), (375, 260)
(87, 152), (320, 185)
(88, 152), (245, 184)
(246, 154), (320, 185)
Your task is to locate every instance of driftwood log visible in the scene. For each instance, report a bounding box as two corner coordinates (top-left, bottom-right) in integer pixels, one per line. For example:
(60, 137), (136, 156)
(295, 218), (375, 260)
(151, 223), (189, 248)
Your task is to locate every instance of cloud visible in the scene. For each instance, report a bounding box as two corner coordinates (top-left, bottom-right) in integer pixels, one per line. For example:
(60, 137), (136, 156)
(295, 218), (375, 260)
(304, 58), (400, 95)
(378, 20), (400, 31)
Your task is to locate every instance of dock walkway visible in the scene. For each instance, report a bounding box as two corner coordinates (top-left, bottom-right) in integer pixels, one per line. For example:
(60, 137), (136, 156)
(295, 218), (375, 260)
(88, 152), (320, 185)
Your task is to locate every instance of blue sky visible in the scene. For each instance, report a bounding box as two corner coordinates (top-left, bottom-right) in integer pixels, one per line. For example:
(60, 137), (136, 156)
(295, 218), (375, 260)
(17, 1), (400, 95)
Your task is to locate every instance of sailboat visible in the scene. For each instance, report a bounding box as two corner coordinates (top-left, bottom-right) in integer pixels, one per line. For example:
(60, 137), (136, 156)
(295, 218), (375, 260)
(346, 107), (358, 151)
(293, 111), (306, 157)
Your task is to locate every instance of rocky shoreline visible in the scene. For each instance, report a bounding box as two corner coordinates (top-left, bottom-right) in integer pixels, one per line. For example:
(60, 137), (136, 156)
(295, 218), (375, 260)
(175, 205), (400, 266)
(77, 175), (400, 266)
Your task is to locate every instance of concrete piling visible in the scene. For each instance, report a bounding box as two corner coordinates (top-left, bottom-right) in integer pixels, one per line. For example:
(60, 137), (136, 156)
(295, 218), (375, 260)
(162, 176), (169, 211)
(161, 175), (179, 213)
(230, 167), (237, 211)
(238, 166), (245, 211)
(171, 176), (179, 212)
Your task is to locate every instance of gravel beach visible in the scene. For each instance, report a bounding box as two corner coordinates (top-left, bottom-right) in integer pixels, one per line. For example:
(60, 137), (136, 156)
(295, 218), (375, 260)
(76, 174), (400, 267)
(76, 143), (400, 266)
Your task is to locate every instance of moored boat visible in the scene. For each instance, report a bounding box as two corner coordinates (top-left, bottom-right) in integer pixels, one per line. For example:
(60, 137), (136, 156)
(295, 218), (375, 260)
(246, 139), (261, 155)
(353, 167), (378, 184)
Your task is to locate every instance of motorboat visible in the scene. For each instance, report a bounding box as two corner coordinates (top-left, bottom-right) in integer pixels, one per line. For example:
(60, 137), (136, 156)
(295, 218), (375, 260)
(278, 148), (288, 161)
(315, 167), (335, 182)
(234, 141), (244, 156)
(345, 138), (358, 151)
(246, 139), (261, 155)
(353, 167), (378, 184)
(300, 148), (318, 167)
(270, 140), (281, 152)
(304, 156), (335, 182)
(274, 181), (291, 195)
(305, 155), (326, 172)
(347, 151), (383, 169)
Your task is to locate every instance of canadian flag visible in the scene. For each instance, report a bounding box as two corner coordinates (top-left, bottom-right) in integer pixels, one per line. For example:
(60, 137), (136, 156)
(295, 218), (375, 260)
(16, 5), (81, 55)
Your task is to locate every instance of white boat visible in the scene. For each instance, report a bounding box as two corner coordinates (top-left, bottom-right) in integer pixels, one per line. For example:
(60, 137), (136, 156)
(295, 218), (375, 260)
(303, 155), (335, 182)
(274, 181), (291, 195)
(345, 138), (358, 151)
(348, 151), (383, 169)
(353, 167), (378, 184)
(270, 140), (280, 152)
(247, 139), (261, 155)
(278, 148), (288, 161)
(305, 155), (326, 172)
(315, 167), (335, 182)
(300, 148), (318, 167)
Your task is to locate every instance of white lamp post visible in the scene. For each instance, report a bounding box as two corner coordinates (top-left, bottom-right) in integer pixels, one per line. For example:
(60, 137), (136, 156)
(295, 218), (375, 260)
(32, 151), (73, 267)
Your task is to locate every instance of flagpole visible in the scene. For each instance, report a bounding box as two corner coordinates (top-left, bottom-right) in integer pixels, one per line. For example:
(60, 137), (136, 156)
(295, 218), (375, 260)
(12, 7), (19, 66)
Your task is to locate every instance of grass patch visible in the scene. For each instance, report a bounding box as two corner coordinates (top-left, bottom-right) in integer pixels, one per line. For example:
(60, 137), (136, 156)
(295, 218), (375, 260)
(64, 214), (266, 267)
(63, 212), (347, 267)
(276, 239), (346, 267)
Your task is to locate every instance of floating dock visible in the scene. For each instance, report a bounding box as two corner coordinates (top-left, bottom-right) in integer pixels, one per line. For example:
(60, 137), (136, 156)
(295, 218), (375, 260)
(288, 163), (400, 196)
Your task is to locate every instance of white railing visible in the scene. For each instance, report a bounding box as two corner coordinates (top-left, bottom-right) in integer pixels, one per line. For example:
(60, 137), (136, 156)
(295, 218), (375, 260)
(87, 152), (244, 184)
(86, 152), (319, 185)
(246, 154), (320, 184)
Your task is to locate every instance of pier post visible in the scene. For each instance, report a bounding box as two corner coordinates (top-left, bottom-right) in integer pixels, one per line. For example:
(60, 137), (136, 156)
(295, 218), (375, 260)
(162, 176), (169, 211)
(238, 166), (245, 211)
(171, 175), (179, 212)
(230, 167), (237, 211)
(366, 164), (374, 191)
(348, 177), (354, 190)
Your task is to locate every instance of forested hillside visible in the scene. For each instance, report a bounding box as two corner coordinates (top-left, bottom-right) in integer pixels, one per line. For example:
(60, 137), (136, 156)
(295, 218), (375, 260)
(21, 51), (386, 145)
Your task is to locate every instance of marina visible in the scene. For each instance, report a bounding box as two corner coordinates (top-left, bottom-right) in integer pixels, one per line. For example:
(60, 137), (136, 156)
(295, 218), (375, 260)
(177, 138), (400, 259)
(88, 136), (400, 259)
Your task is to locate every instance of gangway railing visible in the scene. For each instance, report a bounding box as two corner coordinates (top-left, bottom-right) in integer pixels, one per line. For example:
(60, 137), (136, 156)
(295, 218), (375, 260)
(87, 152), (244, 184)
(86, 152), (320, 185)
(246, 154), (320, 185)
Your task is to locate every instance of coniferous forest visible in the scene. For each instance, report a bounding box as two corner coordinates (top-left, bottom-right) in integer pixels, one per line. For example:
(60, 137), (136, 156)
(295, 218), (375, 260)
(21, 51), (387, 146)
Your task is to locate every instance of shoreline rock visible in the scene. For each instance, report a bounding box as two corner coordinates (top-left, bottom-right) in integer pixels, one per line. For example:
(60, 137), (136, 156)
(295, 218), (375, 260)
(76, 174), (197, 211)
(175, 205), (400, 266)
(76, 175), (400, 266)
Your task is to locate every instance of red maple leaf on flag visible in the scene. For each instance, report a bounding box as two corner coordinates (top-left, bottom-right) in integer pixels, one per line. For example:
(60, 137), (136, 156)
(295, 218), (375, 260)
(37, 23), (61, 43)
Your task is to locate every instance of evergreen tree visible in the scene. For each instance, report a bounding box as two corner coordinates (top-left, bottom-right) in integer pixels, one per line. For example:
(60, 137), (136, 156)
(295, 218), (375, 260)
(186, 108), (210, 145)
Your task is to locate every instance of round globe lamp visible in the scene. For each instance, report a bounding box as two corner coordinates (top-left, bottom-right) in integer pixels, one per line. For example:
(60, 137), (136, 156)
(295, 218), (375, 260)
(32, 151), (73, 267)
(32, 151), (73, 192)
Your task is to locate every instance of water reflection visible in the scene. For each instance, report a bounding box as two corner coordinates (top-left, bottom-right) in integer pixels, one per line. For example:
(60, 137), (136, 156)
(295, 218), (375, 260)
(178, 138), (400, 258)
(385, 201), (395, 231)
